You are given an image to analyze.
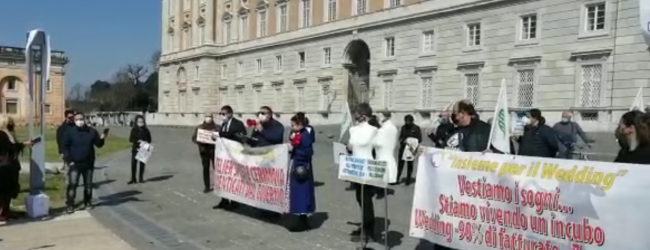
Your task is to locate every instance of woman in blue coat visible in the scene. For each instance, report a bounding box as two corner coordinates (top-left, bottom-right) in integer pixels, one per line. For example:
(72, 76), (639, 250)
(287, 114), (316, 232)
(296, 112), (315, 143)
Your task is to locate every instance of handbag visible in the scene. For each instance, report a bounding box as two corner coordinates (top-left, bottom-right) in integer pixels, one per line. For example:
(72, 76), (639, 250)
(293, 165), (309, 182)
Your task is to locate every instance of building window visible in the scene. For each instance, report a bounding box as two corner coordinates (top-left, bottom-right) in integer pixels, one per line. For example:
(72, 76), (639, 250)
(183, 29), (191, 49)
(326, 0), (337, 22)
(274, 87), (283, 111)
(276, 55), (283, 72)
(237, 61), (244, 77)
(5, 99), (17, 114)
(520, 15), (537, 40)
(192, 89), (200, 112)
(388, 0), (400, 8)
(466, 23), (481, 47)
(239, 15), (248, 40)
(585, 3), (606, 32)
(253, 88), (261, 108)
(298, 52), (306, 69)
(223, 20), (232, 44)
(296, 86), (305, 111)
(464, 73), (480, 105)
(44, 104), (51, 114)
(46, 80), (52, 92)
(354, 0), (366, 15)
(256, 59), (263, 74)
(320, 84), (331, 110)
(300, 0), (311, 28)
(219, 90), (228, 106)
(236, 89), (243, 110)
(382, 80), (393, 109)
(516, 69), (535, 108)
(323, 47), (331, 66)
(580, 64), (602, 108)
(7, 78), (16, 90)
(257, 10), (267, 37)
(221, 64), (227, 79)
(420, 77), (434, 109)
(384, 37), (395, 57)
(422, 31), (434, 53)
(278, 3), (288, 32)
(198, 25), (205, 45)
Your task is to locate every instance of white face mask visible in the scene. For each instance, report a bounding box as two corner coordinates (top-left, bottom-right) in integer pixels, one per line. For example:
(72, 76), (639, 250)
(521, 116), (530, 125)
(220, 115), (228, 121)
(204, 117), (213, 123)
(137, 122), (144, 127)
(75, 120), (85, 127)
(258, 114), (268, 122)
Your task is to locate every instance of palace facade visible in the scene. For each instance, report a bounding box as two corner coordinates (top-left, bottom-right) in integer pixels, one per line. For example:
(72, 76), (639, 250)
(0, 46), (68, 124)
(158, 0), (647, 130)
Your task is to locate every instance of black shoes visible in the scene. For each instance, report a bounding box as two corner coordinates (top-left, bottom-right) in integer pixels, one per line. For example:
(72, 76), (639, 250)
(65, 206), (74, 214)
(287, 215), (311, 232)
(203, 187), (213, 193)
(128, 180), (136, 185)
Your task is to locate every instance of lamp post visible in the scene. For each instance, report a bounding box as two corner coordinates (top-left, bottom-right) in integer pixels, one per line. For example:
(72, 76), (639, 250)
(24, 29), (50, 218)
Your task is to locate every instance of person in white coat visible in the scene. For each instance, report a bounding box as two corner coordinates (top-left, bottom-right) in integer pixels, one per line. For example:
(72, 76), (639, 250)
(374, 113), (399, 185)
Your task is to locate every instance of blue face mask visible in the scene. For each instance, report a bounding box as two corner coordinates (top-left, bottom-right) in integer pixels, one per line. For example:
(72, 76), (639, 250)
(561, 118), (570, 123)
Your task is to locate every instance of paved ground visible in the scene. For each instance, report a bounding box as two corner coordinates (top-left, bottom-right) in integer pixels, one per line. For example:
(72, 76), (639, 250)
(0, 211), (136, 250)
(88, 125), (621, 250)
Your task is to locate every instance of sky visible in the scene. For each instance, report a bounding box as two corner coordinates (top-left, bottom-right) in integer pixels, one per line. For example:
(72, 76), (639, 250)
(0, 0), (161, 88)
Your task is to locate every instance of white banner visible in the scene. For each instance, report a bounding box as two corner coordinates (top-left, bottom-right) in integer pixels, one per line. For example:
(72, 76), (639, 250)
(410, 147), (650, 250)
(338, 155), (388, 188)
(135, 142), (154, 163)
(339, 101), (353, 142)
(196, 129), (217, 144)
(214, 138), (290, 213)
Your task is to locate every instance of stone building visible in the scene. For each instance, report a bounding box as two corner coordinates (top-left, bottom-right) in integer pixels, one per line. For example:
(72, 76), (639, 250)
(157, 0), (648, 130)
(0, 46), (68, 125)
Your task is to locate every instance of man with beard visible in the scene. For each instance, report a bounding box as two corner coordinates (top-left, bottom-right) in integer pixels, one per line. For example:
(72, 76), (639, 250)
(56, 110), (75, 173)
(444, 100), (491, 152)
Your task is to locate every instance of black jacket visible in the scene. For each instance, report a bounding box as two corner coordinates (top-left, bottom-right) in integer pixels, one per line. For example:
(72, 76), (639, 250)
(249, 119), (285, 147)
(192, 122), (220, 154)
(518, 124), (559, 158)
(614, 143), (650, 164)
(457, 119), (492, 152)
(129, 126), (152, 152)
(56, 122), (74, 155)
(429, 123), (454, 148)
(399, 124), (422, 153)
(63, 125), (105, 167)
(220, 118), (246, 143)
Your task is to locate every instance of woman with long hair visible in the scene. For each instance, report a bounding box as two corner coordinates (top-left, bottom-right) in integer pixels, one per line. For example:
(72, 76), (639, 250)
(128, 115), (152, 184)
(614, 110), (650, 164)
(287, 113), (316, 232)
(0, 116), (34, 220)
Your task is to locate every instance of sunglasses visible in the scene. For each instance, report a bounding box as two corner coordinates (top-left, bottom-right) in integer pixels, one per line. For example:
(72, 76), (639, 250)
(258, 112), (268, 115)
(219, 113), (227, 116)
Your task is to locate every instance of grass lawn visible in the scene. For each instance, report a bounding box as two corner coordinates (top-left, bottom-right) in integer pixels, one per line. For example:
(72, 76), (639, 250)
(15, 126), (131, 162)
(12, 173), (68, 213)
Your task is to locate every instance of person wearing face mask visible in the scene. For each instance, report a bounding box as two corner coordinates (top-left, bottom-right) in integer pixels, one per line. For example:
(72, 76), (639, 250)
(516, 109), (558, 158)
(443, 100), (491, 152)
(614, 111), (650, 164)
(296, 112), (315, 143)
(192, 113), (220, 193)
(249, 106), (284, 147)
(428, 111), (455, 148)
(553, 111), (594, 159)
(0, 116), (35, 221)
(63, 112), (108, 214)
(396, 115), (421, 185)
(56, 110), (75, 170)
(128, 115), (152, 184)
(286, 114), (316, 232)
(214, 106), (245, 210)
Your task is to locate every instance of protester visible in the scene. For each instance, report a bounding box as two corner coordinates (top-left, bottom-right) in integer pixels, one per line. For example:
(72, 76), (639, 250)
(286, 114), (316, 232)
(487, 117), (517, 154)
(249, 106), (284, 146)
(429, 111), (454, 148)
(375, 113), (398, 187)
(296, 112), (315, 143)
(517, 109), (558, 158)
(214, 105), (245, 210)
(396, 115), (421, 185)
(614, 110), (650, 164)
(63, 112), (108, 213)
(347, 103), (380, 243)
(444, 100), (491, 152)
(192, 113), (220, 193)
(56, 110), (75, 172)
(553, 111), (595, 159)
(0, 116), (34, 221)
(128, 115), (152, 184)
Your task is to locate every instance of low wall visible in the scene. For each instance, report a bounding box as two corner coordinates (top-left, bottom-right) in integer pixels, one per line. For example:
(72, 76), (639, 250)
(88, 110), (624, 132)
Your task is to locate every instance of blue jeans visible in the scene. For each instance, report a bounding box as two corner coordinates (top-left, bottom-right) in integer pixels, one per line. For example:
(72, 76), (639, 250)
(65, 166), (93, 206)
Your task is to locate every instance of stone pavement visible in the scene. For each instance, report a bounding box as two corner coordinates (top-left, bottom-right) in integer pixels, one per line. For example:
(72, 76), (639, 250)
(0, 211), (136, 250)
(89, 125), (621, 250)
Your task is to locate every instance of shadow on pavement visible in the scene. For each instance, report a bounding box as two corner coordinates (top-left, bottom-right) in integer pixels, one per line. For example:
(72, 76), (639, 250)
(27, 244), (56, 249)
(414, 239), (436, 250)
(314, 181), (325, 187)
(308, 212), (328, 229)
(93, 179), (115, 189)
(146, 174), (174, 183)
(94, 190), (144, 207)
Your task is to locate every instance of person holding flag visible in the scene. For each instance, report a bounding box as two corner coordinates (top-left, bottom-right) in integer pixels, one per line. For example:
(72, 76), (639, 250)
(486, 80), (511, 154)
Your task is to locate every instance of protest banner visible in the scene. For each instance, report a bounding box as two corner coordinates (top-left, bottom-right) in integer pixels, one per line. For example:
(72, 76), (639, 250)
(338, 155), (388, 188)
(332, 142), (348, 165)
(214, 138), (290, 213)
(196, 129), (217, 144)
(135, 142), (154, 163)
(410, 147), (649, 250)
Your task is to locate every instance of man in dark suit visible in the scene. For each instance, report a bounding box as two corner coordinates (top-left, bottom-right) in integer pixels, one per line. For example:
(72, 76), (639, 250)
(213, 105), (246, 210)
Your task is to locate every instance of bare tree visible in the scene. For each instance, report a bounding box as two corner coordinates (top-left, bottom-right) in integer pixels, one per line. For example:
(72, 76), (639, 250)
(149, 50), (161, 69)
(126, 64), (149, 85)
(68, 82), (84, 101)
